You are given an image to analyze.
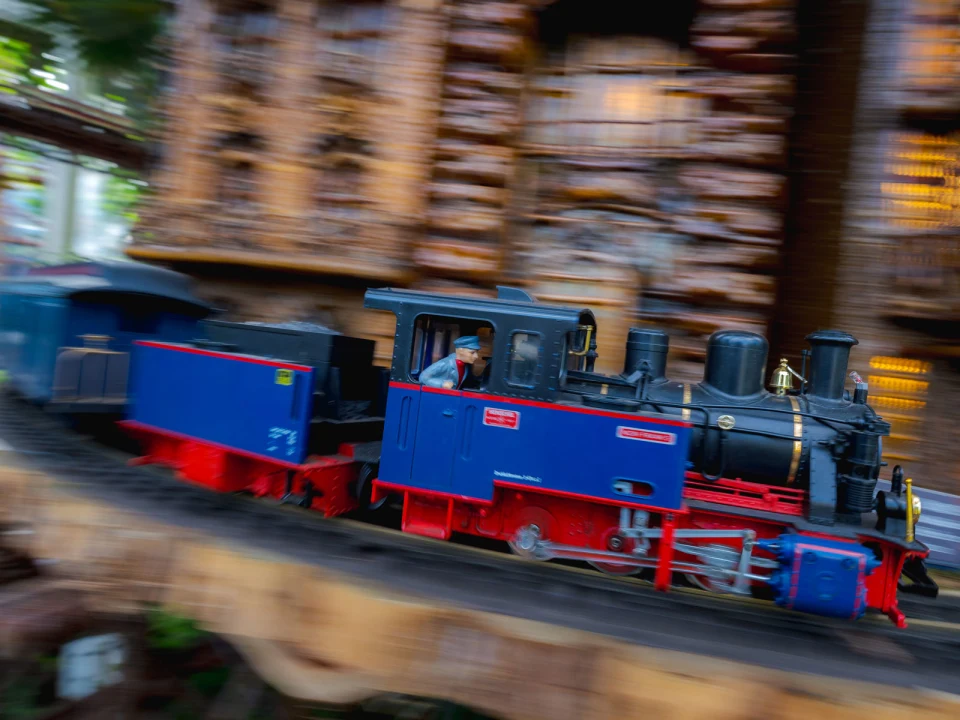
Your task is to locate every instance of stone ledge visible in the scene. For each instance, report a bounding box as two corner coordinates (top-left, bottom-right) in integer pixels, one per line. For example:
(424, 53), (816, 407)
(2, 466), (959, 720)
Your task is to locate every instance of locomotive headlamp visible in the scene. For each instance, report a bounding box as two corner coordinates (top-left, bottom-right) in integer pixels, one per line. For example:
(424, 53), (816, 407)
(912, 495), (922, 525)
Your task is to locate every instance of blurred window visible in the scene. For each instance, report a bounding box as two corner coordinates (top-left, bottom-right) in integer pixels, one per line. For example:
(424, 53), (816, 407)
(507, 332), (541, 388)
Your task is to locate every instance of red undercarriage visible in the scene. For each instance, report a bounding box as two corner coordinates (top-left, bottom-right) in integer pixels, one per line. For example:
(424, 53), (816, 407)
(119, 421), (362, 518)
(120, 421), (922, 628)
(371, 474), (918, 627)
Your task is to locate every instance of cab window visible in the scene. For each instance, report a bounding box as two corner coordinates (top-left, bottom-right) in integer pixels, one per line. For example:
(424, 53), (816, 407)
(408, 314), (494, 388)
(506, 331), (541, 388)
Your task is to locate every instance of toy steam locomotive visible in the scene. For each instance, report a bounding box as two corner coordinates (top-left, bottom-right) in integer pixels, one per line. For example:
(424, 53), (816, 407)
(0, 262), (938, 628)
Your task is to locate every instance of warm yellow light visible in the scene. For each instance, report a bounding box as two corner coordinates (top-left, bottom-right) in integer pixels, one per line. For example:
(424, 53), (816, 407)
(869, 356), (934, 375)
(889, 199), (952, 211)
(886, 163), (947, 178)
(881, 182), (941, 197)
(884, 129), (960, 229)
(867, 375), (930, 394)
(890, 218), (943, 229)
(870, 396), (928, 411)
(894, 133), (955, 147)
(893, 151), (957, 162)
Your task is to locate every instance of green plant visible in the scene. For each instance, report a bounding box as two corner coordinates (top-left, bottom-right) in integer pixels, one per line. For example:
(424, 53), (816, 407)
(188, 667), (231, 699)
(0, 679), (39, 720)
(19, 0), (168, 77)
(145, 606), (207, 650)
(20, 0), (173, 129)
(0, 19), (56, 90)
(102, 173), (142, 224)
(0, 654), (58, 720)
(0, 36), (31, 80)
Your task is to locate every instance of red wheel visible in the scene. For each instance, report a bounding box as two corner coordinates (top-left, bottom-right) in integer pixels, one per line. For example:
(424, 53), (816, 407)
(589, 527), (643, 576)
(589, 561), (642, 576)
(507, 506), (557, 561)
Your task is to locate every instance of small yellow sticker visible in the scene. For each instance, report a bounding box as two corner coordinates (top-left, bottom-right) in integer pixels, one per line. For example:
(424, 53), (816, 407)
(275, 369), (294, 386)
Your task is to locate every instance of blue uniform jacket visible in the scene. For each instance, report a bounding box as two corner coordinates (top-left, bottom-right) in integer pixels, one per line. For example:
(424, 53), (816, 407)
(419, 354), (464, 389)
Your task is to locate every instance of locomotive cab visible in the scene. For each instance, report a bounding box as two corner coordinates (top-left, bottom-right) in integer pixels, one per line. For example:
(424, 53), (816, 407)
(365, 284), (690, 529)
(366, 285), (600, 403)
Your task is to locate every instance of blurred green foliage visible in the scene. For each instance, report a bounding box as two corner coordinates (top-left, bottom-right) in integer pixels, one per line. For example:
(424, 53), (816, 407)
(0, 679), (37, 720)
(0, 19), (56, 91)
(0, 36), (32, 82)
(145, 605), (208, 650)
(19, 0), (168, 77)
(14, 1), (173, 129)
(0, 653), (57, 720)
(103, 174), (141, 224)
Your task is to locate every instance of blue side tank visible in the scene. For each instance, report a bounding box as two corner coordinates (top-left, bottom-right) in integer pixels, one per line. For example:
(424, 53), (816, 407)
(757, 534), (882, 620)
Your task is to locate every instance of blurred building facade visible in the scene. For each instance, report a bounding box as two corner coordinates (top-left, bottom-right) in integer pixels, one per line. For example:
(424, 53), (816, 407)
(126, 0), (960, 492)
(132, 0), (796, 377)
(0, 2), (149, 271)
(834, 0), (960, 490)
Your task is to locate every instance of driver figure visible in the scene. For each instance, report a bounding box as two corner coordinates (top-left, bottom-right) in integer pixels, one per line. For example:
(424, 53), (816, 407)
(419, 335), (481, 389)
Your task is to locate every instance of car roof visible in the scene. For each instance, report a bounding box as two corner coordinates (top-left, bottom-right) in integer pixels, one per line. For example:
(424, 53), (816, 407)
(0, 260), (211, 311)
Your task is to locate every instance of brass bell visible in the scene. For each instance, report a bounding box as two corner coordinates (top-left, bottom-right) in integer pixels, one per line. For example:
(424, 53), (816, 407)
(912, 495), (922, 525)
(770, 358), (793, 396)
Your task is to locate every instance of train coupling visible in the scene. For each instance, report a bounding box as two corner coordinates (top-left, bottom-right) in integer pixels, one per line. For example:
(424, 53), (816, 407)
(899, 555), (939, 599)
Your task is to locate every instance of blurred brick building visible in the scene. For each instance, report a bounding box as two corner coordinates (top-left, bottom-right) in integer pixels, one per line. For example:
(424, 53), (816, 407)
(132, 0), (796, 378)
(131, 0), (960, 492)
(836, 0), (960, 491)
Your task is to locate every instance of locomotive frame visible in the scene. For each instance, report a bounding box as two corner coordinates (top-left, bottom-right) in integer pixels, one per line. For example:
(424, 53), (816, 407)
(364, 286), (938, 627)
(0, 262), (939, 628)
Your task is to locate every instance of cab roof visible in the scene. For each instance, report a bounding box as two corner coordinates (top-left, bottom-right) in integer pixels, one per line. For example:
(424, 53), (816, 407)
(364, 286), (596, 330)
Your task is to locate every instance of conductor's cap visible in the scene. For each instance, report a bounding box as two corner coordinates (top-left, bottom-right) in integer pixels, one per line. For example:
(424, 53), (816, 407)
(454, 336), (481, 350)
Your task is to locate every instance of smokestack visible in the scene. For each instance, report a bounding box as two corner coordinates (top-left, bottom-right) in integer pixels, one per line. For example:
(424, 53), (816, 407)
(805, 330), (859, 401)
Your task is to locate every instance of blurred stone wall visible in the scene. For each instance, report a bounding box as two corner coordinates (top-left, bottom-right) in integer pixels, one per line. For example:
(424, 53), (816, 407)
(830, 0), (960, 492)
(132, 0), (798, 377)
(134, 0), (960, 492)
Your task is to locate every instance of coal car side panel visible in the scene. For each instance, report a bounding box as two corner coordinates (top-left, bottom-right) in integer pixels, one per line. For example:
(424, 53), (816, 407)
(129, 342), (315, 465)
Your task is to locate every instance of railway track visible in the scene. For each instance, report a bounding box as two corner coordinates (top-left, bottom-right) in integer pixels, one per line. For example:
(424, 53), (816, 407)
(2, 392), (960, 696)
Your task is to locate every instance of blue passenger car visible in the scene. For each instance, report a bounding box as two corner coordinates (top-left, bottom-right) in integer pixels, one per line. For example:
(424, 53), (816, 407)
(0, 261), (211, 413)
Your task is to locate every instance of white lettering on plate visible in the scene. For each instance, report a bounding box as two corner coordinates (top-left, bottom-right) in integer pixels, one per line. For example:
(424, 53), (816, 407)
(483, 407), (520, 430)
(616, 426), (676, 445)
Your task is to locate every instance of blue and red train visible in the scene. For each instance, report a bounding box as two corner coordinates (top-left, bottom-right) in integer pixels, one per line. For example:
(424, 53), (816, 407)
(0, 261), (939, 627)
